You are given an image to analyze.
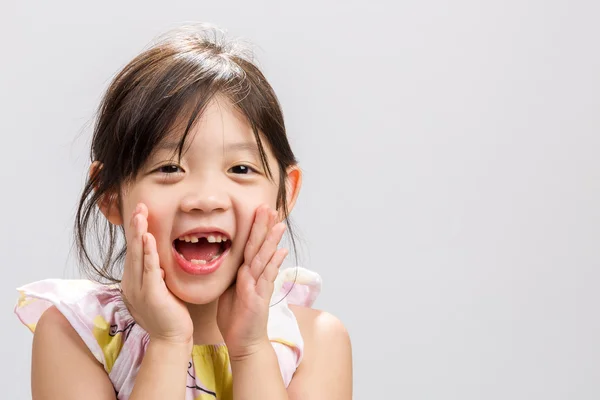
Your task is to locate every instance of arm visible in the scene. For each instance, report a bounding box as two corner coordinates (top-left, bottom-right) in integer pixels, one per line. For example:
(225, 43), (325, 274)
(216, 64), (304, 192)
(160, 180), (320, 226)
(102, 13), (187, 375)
(128, 338), (192, 400)
(230, 340), (289, 400)
(218, 207), (291, 400)
(32, 306), (192, 400)
(228, 307), (353, 400)
(286, 306), (353, 400)
(31, 306), (116, 400)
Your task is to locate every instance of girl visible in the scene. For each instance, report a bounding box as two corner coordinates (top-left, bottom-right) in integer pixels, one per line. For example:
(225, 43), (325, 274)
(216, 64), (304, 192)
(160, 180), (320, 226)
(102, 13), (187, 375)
(15, 24), (352, 399)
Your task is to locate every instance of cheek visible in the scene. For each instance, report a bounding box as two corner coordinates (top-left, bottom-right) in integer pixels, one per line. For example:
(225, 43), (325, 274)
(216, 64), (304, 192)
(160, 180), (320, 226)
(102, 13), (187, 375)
(240, 181), (280, 209)
(232, 199), (257, 240)
(146, 205), (173, 237)
(231, 187), (279, 245)
(126, 188), (175, 238)
(145, 198), (177, 265)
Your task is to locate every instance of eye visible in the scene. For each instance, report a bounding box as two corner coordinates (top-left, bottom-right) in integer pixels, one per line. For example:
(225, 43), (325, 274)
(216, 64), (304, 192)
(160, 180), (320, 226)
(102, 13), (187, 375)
(155, 164), (183, 175)
(229, 165), (256, 175)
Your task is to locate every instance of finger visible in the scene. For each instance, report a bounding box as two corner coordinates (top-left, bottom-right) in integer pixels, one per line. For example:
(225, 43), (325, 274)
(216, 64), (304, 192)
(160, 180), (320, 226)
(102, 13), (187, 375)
(263, 247), (288, 283)
(257, 248), (288, 299)
(244, 206), (276, 264)
(249, 222), (286, 281)
(142, 232), (164, 289)
(243, 206), (273, 263)
(121, 205), (140, 287)
(123, 203), (146, 290)
(235, 264), (255, 297)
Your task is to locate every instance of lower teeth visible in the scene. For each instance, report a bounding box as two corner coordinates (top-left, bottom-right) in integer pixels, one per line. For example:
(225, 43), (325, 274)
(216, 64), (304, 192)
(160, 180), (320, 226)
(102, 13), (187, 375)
(189, 253), (221, 265)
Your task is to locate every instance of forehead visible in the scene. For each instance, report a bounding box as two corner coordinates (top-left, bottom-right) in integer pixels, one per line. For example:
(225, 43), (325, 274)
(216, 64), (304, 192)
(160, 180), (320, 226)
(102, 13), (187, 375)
(171, 96), (251, 142)
(154, 96), (271, 161)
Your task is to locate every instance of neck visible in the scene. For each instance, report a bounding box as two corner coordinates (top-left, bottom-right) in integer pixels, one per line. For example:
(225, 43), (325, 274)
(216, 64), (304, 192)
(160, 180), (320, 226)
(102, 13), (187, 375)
(186, 300), (224, 345)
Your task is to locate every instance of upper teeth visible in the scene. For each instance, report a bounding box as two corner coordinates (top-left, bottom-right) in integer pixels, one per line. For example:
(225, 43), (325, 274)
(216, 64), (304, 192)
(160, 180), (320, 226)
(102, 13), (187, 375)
(178, 234), (228, 243)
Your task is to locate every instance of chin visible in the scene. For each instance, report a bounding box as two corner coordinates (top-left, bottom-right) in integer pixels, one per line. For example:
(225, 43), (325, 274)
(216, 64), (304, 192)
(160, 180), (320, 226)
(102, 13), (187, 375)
(174, 289), (221, 305)
(164, 267), (237, 305)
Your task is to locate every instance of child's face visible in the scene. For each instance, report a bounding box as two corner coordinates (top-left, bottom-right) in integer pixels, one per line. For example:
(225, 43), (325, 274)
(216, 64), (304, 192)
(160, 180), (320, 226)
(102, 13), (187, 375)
(117, 97), (285, 305)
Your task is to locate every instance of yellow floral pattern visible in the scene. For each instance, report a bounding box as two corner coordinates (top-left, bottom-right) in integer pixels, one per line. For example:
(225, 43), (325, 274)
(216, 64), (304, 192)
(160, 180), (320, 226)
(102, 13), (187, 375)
(92, 315), (123, 373)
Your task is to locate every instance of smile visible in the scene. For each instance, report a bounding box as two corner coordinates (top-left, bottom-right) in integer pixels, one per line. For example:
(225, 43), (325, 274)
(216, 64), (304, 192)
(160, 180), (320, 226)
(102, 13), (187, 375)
(172, 231), (232, 275)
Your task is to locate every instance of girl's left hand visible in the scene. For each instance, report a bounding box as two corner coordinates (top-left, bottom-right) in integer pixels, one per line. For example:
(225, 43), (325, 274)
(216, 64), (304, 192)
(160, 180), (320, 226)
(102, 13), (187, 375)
(217, 205), (288, 360)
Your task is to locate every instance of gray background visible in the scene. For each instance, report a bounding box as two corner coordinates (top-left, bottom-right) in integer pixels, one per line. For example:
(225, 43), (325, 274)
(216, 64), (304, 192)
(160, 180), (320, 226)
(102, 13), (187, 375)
(1, 0), (599, 398)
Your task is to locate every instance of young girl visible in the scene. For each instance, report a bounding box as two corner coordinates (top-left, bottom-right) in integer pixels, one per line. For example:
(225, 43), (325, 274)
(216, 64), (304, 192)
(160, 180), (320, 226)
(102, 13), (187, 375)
(15, 24), (352, 399)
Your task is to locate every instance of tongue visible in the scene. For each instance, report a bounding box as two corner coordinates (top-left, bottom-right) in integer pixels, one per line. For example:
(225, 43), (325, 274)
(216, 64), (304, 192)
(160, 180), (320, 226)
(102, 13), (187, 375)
(177, 241), (221, 262)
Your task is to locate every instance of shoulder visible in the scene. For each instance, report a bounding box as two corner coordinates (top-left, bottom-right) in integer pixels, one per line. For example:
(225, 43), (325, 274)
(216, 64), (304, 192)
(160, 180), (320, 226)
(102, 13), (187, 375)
(289, 304), (351, 345)
(35, 305), (86, 347)
(32, 306), (116, 399)
(287, 305), (353, 399)
(33, 305), (105, 372)
(33, 305), (100, 369)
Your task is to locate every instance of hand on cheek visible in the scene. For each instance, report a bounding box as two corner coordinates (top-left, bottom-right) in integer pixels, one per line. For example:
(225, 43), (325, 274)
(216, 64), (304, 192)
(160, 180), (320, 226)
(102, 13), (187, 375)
(120, 203), (194, 346)
(217, 204), (288, 360)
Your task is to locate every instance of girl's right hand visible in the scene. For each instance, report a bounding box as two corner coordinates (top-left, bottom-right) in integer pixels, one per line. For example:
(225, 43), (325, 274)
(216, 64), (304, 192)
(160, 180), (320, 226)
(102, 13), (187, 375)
(120, 203), (194, 346)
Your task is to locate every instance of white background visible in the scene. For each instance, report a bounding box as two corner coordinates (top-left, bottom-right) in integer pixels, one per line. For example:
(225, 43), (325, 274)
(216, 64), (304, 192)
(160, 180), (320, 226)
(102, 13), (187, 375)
(1, 1), (599, 398)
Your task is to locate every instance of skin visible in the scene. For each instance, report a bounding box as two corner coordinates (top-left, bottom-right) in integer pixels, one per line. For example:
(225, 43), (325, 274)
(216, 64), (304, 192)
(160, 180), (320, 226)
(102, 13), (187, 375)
(31, 97), (353, 399)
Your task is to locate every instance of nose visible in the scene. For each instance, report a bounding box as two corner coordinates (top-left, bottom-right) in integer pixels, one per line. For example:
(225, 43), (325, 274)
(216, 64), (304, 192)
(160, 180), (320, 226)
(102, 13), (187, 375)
(179, 181), (231, 214)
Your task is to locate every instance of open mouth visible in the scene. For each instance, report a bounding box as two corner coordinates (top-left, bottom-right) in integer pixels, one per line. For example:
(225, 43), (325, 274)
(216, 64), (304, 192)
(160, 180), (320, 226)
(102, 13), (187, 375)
(173, 233), (232, 266)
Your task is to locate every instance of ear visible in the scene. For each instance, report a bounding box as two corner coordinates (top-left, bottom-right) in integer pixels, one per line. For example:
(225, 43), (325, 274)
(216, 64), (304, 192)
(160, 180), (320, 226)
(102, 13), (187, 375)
(280, 165), (302, 220)
(90, 161), (123, 226)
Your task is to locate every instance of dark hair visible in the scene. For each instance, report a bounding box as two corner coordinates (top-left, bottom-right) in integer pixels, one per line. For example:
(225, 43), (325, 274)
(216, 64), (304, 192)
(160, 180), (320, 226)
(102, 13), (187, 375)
(74, 24), (299, 284)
